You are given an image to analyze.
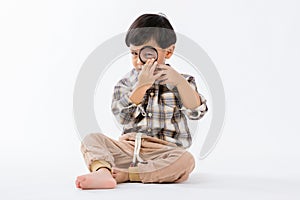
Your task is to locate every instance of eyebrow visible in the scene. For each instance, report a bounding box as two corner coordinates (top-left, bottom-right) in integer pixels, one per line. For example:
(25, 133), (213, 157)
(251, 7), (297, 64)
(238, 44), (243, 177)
(130, 47), (139, 51)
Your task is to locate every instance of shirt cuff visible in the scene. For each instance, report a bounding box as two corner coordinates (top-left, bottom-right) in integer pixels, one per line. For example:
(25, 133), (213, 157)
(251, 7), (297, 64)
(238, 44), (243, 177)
(181, 93), (208, 120)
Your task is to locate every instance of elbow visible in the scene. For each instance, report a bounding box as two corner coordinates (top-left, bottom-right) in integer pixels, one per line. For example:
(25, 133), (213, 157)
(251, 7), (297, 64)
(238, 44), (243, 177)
(115, 113), (133, 125)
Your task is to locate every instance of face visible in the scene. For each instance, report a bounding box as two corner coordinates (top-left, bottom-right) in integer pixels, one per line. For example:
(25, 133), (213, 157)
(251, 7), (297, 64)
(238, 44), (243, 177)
(129, 40), (175, 71)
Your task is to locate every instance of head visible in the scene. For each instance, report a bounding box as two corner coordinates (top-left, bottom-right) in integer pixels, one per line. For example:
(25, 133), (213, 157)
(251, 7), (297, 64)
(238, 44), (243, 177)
(125, 13), (177, 71)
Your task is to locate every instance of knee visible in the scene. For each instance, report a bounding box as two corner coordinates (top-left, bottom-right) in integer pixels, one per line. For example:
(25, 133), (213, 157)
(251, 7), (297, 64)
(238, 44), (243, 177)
(174, 152), (195, 183)
(84, 132), (107, 140)
(81, 133), (106, 146)
(180, 151), (195, 173)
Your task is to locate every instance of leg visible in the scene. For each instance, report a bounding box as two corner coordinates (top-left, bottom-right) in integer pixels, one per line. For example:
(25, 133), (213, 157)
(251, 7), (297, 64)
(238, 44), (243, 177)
(76, 133), (133, 189)
(125, 134), (195, 183)
(138, 149), (195, 183)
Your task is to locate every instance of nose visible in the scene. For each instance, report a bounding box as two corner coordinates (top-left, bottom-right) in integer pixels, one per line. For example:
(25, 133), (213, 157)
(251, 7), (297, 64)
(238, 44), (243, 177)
(137, 57), (143, 65)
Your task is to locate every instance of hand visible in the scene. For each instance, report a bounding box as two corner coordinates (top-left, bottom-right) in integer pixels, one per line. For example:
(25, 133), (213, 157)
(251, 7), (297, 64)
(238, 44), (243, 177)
(136, 59), (165, 89)
(156, 64), (184, 86)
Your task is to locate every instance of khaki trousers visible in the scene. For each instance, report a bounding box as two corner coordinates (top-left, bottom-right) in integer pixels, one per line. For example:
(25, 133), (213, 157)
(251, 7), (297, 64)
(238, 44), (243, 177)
(81, 132), (195, 183)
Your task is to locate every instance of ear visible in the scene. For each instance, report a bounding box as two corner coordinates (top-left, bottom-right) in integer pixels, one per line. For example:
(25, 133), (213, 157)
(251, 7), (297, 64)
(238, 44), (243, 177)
(165, 44), (175, 59)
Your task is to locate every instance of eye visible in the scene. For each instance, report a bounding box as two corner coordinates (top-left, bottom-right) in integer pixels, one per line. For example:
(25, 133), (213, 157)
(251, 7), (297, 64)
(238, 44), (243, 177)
(145, 53), (154, 57)
(131, 51), (138, 56)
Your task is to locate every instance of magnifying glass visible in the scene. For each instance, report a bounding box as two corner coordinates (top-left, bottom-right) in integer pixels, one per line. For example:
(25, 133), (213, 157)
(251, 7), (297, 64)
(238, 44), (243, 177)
(139, 46), (158, 64)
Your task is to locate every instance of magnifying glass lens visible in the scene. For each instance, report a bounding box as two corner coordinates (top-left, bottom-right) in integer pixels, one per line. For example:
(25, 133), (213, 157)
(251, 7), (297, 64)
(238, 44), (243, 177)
(139, 46), (158, 64)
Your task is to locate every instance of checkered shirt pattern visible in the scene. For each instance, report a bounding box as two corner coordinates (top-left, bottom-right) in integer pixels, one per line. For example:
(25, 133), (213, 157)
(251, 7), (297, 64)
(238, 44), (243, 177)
(111, 68), (208, 148)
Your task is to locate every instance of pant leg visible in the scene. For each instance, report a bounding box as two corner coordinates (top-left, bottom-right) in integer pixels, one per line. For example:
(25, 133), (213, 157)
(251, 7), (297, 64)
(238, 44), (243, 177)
(81, 132), (195, 183)
(122, 133), (195, 183)
(138, 148), (195, 183)
(81, 133), (134, 171)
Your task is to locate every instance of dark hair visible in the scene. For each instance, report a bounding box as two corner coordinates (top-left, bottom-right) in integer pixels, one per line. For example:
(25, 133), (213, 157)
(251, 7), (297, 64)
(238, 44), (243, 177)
(125, 14), (177, 49)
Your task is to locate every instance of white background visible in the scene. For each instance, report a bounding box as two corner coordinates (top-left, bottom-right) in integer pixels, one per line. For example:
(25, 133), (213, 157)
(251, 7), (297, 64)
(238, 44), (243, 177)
(0, 0), (299, 199)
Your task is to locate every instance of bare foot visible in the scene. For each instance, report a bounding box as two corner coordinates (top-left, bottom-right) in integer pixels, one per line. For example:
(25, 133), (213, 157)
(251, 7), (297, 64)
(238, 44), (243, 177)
(76, 168), (117, 189)
(112, 168), (129, 183)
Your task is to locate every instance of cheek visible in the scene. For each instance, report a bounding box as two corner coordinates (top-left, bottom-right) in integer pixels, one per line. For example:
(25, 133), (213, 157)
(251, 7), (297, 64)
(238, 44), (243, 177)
(157, 51), (165, 64)
(157, 53), (165, 64)
(131, 57), (138, 67)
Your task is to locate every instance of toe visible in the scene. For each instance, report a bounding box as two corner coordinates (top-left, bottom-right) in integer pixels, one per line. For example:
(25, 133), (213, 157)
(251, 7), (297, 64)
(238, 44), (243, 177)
(75, 179), (79, 188)
(76, 179), (82, 188)
(79, 178), (88, 189)
(77, 175), (85, 181)
(78, 177), (87, 188)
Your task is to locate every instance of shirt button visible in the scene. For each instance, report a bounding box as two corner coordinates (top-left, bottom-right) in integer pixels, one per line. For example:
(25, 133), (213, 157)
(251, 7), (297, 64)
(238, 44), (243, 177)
(150, 92), (154, 97)
(147, 128), (151, 132)
(148, 112), (152, 117)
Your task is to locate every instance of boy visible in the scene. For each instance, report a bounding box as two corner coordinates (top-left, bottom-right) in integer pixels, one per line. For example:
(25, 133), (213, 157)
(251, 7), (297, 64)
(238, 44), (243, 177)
(76, 13), (208, 189)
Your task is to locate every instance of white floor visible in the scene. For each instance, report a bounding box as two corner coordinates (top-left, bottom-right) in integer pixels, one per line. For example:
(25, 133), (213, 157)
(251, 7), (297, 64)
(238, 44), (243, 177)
(2, 148), (299, 200)
(1, 126), (300, 200)
(2, 171), (299, 200)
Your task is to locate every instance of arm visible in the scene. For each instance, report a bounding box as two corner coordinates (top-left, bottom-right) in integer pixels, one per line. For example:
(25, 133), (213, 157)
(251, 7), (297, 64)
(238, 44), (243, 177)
(179, 75), (208, 120)
(112, 60), (163, 124)
(176, 75), (201, 109)
(129, 84), (151, 105)
(157, 65), (208, 120)
(111, 77), (144, 125)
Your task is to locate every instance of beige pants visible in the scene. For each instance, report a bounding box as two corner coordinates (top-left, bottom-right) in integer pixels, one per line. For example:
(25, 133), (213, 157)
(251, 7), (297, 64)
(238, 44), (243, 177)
(81, 132), (195, 183)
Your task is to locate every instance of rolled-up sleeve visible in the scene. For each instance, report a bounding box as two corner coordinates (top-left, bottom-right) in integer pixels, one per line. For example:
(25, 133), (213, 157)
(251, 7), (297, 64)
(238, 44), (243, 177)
(180, 75), (208, 120)
(111, 79), (142, 125)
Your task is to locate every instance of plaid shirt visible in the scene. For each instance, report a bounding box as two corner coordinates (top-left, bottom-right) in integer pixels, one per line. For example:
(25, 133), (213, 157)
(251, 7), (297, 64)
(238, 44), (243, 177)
(111, 68), (208, 148)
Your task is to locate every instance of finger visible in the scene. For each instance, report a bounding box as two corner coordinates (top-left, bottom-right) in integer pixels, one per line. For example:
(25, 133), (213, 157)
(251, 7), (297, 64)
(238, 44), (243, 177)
(144, 58), (154, 71)
(156, 67), (168, 73)
(149, 58), (155, 64)
(156, 76), (167, 81)
(154, 67), (167, 76)
(154, 71), (166, 79)
(140, 60), (148, 72)
(149, 61), (158, 75)
(157, 64), (170, 70)
(154, 67), (167, 72)
(146, 58), (155, 71)
(142, 59), (150, 71)
(156, 74), (168, 81)
(156, 70), (166, 76)
(159, 78), (168, 84)
(153, 71), (165, 76)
